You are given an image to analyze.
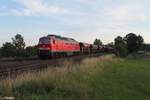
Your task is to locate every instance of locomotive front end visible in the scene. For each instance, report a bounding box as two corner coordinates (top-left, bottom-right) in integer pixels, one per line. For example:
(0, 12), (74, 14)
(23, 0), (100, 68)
(38, 37), (52, 58)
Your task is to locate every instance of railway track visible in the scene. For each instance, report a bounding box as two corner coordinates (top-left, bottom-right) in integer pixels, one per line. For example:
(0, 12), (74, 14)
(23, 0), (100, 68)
(0, 53), (106, 79)
(0, 59), (65, 79)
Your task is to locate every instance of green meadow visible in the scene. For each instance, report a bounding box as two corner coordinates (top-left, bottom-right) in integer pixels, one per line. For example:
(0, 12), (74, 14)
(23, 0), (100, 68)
(0, 55), (150, 100)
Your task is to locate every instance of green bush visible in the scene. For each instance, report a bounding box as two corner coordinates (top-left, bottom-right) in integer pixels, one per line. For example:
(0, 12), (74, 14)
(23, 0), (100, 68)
(115, 44), (128, 57)
(114, 36), (128, 57)
(1, 42), (16, 57)
(0, 47), (2, 58)
(25, 46), (38, 57)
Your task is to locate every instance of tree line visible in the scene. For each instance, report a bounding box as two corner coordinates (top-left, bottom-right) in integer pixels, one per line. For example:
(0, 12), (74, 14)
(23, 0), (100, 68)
(0, 34), (38, 58)
(94, 33), (150, 57)
(0, 33), (150, 58)
(114, 33), (145, 57)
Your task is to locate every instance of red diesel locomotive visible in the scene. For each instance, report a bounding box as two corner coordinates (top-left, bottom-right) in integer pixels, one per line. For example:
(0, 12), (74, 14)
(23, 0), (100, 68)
(37, 34), (114, 58)
(38, 35), (80, 58)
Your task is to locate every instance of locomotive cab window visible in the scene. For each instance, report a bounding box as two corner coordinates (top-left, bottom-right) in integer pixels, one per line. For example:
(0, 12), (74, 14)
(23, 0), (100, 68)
(53, 40), (55, 44)
(39, 38), (50, 44)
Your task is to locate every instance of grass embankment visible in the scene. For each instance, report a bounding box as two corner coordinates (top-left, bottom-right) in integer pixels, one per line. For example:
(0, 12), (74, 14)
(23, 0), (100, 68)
(0, 55), (150, 100)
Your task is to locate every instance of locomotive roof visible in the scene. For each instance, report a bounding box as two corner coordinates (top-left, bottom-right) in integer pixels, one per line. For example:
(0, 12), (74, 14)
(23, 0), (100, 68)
(47, 34), (78, 43)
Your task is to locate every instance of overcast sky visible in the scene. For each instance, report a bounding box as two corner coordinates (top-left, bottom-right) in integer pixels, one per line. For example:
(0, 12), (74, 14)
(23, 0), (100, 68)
(0, 0), (150, 46)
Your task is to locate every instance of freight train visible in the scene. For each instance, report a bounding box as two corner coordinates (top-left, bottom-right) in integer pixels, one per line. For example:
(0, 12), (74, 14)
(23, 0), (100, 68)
(37, 34), (114, 58)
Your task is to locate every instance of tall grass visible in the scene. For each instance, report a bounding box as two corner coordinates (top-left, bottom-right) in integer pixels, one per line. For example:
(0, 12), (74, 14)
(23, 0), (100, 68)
(0, 55), (122, 99)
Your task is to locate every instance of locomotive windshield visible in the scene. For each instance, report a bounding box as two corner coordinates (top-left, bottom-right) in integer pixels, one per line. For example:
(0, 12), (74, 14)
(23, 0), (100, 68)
(39, 38), (50, 44)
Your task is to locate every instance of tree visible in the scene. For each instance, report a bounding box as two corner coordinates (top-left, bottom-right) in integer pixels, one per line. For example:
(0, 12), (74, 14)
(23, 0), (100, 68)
(11, 34), (27, 57)
(1, 42), (16, 57)
(124, 33), (144, 53)
(137, 35), (144, 49)
(1, 34), (38, 57)
(94, 39), (102, 45)
(12, 34), (25, 49)
(25, 46), (38, 56)
(114, 36), (128, 57)
(106, 42), (114, 48)
(0, 47), (1, 58)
